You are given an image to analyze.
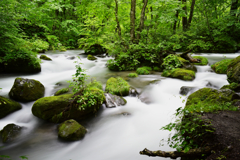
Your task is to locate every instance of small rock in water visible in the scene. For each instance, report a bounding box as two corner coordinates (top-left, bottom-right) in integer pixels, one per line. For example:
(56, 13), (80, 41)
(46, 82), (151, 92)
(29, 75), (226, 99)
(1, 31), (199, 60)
(138, 91), (152, 104)
(179, 86), (196, 95)
(104, 93), (127, 108)
(67, 56), (76, 60)
(1, 123), (23, 143)
(129, 87), (139, 97)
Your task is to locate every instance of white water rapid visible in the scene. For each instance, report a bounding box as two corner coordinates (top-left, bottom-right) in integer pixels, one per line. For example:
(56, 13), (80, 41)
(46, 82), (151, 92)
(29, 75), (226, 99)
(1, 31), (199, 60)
(0, 51), (239, 160)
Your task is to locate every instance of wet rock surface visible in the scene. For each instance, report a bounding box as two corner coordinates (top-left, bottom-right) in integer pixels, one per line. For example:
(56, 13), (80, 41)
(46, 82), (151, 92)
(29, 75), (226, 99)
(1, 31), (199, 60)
(1, 123), (23, 143)
(104, 93), (127, 108)
(179, 86), (196, 95)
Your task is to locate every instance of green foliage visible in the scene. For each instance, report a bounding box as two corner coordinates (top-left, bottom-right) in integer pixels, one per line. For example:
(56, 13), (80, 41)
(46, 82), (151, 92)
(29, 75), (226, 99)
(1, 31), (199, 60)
(192, 56), (208, 65)
(54, 88), (70, 96)
(127, 73), (138, 78)
(87, 80), (103, 90)
(136, 67), (150, 75)
(105, 77), (130, 96)
(31, 39), (49, 53)
(153, 66), (162, 72)
(162, 54), (182, 70)
(211, 59), (232, 74)
(162, 68), (195, 81)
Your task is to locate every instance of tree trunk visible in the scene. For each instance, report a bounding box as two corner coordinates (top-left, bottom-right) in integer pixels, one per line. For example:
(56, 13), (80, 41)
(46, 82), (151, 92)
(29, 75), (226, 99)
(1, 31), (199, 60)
(140, 147), (212, 159)
(130, 0), (136, 43)
(136, 0), (148, 42)
(188, 0), (196, 28)
(182, 0), (188, 31)
(173, 0), (181, 33)
(180, 49), (200, 63)
(231, 0), (239, 17)
(114, 0), (122, 39)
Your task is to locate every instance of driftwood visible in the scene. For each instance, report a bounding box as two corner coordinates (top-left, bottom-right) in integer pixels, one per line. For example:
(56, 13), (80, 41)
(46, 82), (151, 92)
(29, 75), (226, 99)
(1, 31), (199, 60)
(139, 147), (212, 159)
(180, 49), (200, 63)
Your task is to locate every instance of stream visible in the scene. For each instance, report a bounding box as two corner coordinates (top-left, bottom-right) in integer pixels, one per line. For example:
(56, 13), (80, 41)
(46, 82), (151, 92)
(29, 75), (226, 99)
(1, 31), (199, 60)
(0, 50), (239, 160)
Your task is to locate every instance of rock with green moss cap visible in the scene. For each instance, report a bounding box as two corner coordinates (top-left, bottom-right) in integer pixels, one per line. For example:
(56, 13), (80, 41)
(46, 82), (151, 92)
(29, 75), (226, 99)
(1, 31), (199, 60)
(211, 59), (232, 74)
(54, 88), (70, 96)
(58, 119), (87, 141)
(104, 93), (127, 108)
(227, 56), (240, 83)
(9, 78), (45, 102)
(105, 77), (130, 96)
(185, 88), (240, 112)
(32, 88), (105, 123)
(40, 55), (52, 61)
(127, 73), (138, 78)
(136, 66), (152, 75)
(0, 96), (22, 119)
(177, 56), (197, 72)
(221, 82), (240, 92)
(87, 80), (102, 90)
(192, 56), (208, 65)
(87, 54), (97, 61)
(162, 68), (195, 81)
(1, 123), (22, 143)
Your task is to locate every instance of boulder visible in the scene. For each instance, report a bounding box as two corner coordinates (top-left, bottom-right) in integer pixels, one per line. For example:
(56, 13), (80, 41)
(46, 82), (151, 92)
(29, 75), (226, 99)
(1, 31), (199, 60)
(221, 82), (240, 92)
(0, 96), (22, 119)
(85, 44), (106, 55)
(177, 57), (197, 72)
(227, 56), (240, 83)
(105, 77), (130, 96)
(185, 88), (240, 111)
(0, 57), (41, 74)
(40, 55), (52, 61)
(138, 91), (152, 104)
(58, 119), (87, 141)
(179, 86), (196, 95)
(211, 59), (232, 74)
(9, 78), (45, 102)
(104, 93), (127, 108)
(87, 54), (97, 61)
(1, 124), (22, 143)
(54, 88), (70, 96)
(162, 68), (195, 81)
(192, 56), (208, 65)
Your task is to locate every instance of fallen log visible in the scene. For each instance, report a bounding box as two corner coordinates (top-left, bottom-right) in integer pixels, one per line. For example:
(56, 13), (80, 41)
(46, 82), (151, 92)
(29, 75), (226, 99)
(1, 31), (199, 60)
(139, 147), (212, 159)
(180, 49), (200, 63)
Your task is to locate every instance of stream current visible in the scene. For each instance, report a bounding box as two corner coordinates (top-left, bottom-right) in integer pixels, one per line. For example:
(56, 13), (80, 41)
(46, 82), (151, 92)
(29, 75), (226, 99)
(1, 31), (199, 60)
(0, 50), (239, 160)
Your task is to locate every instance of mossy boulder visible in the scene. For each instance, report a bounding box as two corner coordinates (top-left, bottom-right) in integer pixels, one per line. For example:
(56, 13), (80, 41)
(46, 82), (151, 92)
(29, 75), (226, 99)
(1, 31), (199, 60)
(32, 88), (105, 123)
(105, 77), (130, 96)
(0, 57), (41, 74)
(177, 57), (197, 72)
(40, 55), (52, 61)
(85, 44), (106, 55)
(1, 124), (22, 143)
(0, 96), (22, 119)
(58, 119), (87, 141)
(192, 56), (208, 65)
(54, 88), (70, 96)
(227, 56), (240, 83)
(185, 88), (240, 112)
(87, 54), (97, 61)
(87, 80), (102, 90)
(127, 73), (138, 78)
(221, 82), (240, 92)
(136, 66), (152, 75)
(162, 68), (195, 81)
(9, 78), (45, 102)
(211, 59), (232, 74)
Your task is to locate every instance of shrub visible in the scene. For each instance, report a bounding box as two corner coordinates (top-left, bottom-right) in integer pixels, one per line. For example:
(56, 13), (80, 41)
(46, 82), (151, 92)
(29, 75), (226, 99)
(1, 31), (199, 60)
(162, 54), (182, 70)
(136, 66), (152, 75)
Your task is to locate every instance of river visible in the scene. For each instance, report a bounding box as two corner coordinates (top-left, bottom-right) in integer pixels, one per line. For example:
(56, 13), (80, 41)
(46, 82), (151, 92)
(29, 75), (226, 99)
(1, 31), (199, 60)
(0, 50), (239, 160)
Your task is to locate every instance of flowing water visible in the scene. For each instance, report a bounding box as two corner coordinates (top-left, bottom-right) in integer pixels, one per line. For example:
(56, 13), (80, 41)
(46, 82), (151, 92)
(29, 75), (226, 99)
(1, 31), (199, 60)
(0, 51), (239, 160)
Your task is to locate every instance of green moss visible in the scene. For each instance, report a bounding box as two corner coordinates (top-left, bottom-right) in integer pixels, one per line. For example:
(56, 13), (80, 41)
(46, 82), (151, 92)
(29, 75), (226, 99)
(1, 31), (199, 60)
(221, 82), (240, 92)
(58, 119), (87, 141)
(162, 68), (195, 81)
(1, 124), (22, 143)
(153, 66), (162, 72)
(211, 59), (232, 74)
(87, 80), (103, 90)
(59, 47), (67, 52)
(127, 73), (138, 78)
(54, 88), (70, 96)
(87, 54), (97, 61)
(227, 56), (240, 83)
(136, 66), (152, 75)
(185, 88), (238, 113)
(192, 56), (208, 65)
(177, 56), (189, 64)
(105, 77), (130, 96)
(40, 55), (52, 61)
(106, 59), (119, 71)
(0, 96), (22, 119)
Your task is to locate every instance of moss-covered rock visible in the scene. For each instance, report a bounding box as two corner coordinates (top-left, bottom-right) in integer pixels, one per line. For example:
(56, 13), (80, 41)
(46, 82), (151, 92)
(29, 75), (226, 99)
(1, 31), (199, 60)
(177, 56), (197, 72)
(0, 96), (22, 119)
(58, 119), (87, 141)
(32, 87), (105, 123)
(54, 88), (70, 96)
(221, 82), (240, 92)
(1, 124), (22, 143)
(227, 56), (240, 83)
(9, 78), (45, 102)
(0, 57), (41, 74)
(40, 55), (52, 61)
(127, 73), (138, 78)
(105, 77), (130, 96)
(87, 80), (102, 90)
(185, 88), (240, 112)
(211, 59), (232, 74)
(85, 44), (106, 55)
(162, 68), (195, 81)
(87, 54), (97, 61)
(136, 66), (152, 75)
(192, 56), (208, 65)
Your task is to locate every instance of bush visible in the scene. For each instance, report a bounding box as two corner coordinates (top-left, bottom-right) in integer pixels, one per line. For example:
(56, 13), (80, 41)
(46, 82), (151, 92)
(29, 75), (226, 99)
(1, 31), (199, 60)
(211, 59), (232, 74)
(136, 66), (152, 75)
(162, 54), (182, 70)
